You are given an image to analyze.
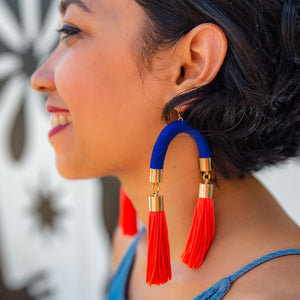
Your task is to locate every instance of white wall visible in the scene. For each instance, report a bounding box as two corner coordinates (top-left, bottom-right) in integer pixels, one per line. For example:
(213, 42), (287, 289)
(0, 1), (110, 299)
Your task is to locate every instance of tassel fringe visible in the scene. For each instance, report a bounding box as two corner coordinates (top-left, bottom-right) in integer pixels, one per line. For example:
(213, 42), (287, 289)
(181, 197), (215, 269)
(146, 211), (172, 285)
(118, 186), (138, 236)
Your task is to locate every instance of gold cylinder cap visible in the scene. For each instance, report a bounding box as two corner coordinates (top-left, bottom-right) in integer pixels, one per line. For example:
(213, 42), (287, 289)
(149, 169), (163, 183)
(149, 195), (164, 212)
(199, 183), (213, 198)
(199, 158), (212, 172)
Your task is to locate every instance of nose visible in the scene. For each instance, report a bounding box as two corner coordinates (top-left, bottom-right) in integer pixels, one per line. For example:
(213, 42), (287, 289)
(31, 61), (55, 92)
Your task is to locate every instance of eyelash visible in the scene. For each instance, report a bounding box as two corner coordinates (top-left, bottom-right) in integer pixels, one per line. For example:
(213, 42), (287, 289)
(57, 25), (81, 40)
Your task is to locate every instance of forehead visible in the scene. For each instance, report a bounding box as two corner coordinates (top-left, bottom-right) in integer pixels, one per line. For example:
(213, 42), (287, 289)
(59, 0), (143, 19)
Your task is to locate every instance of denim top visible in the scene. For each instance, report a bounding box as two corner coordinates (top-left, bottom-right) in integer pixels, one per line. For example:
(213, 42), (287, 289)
(107, 228), (300, 300)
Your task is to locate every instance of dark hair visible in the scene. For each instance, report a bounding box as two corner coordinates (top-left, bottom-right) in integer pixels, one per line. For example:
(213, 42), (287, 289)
(135, 0), (300, 178)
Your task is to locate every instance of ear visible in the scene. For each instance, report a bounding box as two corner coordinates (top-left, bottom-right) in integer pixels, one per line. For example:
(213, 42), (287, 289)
(174, 23), (227, 92)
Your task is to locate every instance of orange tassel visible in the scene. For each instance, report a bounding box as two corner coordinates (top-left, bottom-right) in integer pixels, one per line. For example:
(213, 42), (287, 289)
(146, 204), (172, 285)
(118, 186), (138, 236)
(181, 196), (215, 268)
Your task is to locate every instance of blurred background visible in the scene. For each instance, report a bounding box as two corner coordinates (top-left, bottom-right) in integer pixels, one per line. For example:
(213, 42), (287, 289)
(0, 0), (299, 299)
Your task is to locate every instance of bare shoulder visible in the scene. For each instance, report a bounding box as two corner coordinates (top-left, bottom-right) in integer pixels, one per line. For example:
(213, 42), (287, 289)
(224, 253), (300, 300)
(111, 227), (136, 273)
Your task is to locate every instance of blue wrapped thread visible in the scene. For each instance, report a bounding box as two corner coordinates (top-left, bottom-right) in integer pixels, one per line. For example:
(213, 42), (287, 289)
(150, 120), (211, 170)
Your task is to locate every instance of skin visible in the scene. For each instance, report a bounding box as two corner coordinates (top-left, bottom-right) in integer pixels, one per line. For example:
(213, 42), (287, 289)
(31, 0), (300, 299)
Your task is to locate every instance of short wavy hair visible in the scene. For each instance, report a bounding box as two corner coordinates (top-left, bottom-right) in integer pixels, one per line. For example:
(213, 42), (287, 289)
(135, 0), (300, 178)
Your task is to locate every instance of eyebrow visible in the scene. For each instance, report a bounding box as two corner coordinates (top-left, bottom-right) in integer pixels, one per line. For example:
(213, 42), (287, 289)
(59, 0), (91, 15)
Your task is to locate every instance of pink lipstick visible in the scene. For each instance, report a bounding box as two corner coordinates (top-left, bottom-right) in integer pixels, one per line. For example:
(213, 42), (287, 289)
(47, 105), (72, 138)
(47, 105), (70, 113)
(48, 124), (71, 138)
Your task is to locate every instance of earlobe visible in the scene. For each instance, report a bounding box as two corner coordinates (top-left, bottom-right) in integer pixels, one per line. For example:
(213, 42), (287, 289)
(175, 23), (227, 91)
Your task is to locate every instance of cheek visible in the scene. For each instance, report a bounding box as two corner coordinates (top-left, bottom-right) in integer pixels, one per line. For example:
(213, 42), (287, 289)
(55, 52), (100, 106)
(55, 50), (111, 146)
(55, 43), (141, 112)
(53, 49), (140, 149)
(52, 42), (168, 177)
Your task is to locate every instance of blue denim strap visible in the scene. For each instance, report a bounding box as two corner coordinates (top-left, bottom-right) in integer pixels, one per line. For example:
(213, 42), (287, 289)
(107, 227), (146, 300)
(194, 248), (300, 300)
(228, 248), (300, 282)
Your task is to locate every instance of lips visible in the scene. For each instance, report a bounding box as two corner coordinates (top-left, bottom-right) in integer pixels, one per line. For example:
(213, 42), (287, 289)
(47, 105), (70, 113)
(47, 105), (72, 138)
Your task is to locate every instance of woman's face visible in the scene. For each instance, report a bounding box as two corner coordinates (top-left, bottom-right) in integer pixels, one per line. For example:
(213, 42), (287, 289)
(31, 0), (175, 179)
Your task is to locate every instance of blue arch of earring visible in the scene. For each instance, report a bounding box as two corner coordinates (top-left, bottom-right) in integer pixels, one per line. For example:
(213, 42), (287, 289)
(150, 120), (211, 170)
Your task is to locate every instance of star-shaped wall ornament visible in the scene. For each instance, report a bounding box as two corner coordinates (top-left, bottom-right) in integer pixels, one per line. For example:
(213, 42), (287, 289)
(29, 189), (67, 235)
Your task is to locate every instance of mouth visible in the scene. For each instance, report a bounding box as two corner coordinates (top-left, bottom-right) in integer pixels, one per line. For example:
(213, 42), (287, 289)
(47, 105), (72, 138)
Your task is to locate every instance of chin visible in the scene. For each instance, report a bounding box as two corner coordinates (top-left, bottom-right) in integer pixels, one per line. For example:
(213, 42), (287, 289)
(55, 156), (109, 180)
(57, 168), (81, 180)
(56, 164), (82, 179)
(55, 157), (87, 180)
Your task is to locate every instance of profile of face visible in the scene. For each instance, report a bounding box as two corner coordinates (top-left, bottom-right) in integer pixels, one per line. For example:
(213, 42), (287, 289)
(31, 0), (227, 180)
(31, 0), (177, 179)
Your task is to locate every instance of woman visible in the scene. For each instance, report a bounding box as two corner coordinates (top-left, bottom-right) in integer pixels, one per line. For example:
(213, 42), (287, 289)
(31, 0), (300, 299)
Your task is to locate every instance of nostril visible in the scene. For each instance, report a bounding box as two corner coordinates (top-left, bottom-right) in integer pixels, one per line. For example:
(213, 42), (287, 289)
(30, 69), (55, 92)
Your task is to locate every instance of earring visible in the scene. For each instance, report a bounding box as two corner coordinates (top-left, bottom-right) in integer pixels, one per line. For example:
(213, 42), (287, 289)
(146, 119), (214, 285)
(118, 186), (138, 236)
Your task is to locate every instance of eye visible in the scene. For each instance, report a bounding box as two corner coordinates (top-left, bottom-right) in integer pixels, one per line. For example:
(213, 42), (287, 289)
(57, 24), (81, 41)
